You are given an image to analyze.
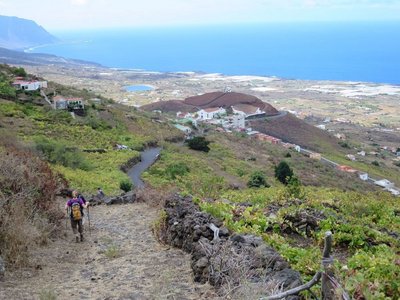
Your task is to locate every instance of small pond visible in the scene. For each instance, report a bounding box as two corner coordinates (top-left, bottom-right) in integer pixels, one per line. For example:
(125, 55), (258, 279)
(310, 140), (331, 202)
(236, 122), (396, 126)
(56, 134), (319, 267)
(124, 85), (154, 92)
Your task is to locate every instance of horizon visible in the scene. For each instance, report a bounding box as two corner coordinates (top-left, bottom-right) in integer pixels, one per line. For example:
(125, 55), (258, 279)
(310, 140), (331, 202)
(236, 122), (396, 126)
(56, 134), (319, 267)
(1, 0), (400, 30)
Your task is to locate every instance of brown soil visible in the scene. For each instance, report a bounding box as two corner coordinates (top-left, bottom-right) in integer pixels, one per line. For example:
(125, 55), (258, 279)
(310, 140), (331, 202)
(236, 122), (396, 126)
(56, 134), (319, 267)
(0, 202), (215, 300)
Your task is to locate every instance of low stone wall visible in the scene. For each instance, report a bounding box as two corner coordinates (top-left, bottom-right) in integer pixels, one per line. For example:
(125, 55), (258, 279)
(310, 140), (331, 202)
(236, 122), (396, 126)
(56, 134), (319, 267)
(163, 194), (302, 297)
(88, 191), (136, 206)
(120, 156), (141, 173)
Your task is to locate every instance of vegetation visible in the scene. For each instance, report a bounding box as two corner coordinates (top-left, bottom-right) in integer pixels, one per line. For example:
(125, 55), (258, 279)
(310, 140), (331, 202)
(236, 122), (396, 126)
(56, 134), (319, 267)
(2, 65), (399, 299)
(247, 171), (269, 188)
(187, 136), (210, 152)
(119, 179), (133, 192)
(274, 161), (294, 185)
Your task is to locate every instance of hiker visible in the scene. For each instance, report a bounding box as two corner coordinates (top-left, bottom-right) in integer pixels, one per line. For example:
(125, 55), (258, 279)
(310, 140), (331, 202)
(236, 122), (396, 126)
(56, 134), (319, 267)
(97, 187), (105, 198)
(65, 190), (88, 243)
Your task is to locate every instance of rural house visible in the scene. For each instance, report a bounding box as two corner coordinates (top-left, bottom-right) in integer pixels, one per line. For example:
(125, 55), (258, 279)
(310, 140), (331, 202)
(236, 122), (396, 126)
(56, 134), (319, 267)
(232, 104), (265, 119)
(12, 80), (47, 91)
(53, 95), (85, 110)
(197, 107), (226, 120)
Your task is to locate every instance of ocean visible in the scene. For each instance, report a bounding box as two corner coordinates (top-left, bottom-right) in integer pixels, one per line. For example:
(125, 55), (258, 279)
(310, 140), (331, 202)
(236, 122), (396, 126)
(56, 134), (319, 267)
(30, 22), (400, 84)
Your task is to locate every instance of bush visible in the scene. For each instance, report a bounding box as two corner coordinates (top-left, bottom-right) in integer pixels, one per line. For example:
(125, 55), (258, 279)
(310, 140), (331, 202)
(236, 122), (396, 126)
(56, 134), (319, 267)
(247, 171), (269, 188)
(119, 179), (133, 192)
(371, 160), (380, 166)
(165, 162), (190, 179)
(0, 146), (63, 266)
(339, 141), (350, 148)
(11, 67), (27, 77)
(0, 82), (16, 99)
(274, 161), (293, 185)
(187, 136), (210, 152)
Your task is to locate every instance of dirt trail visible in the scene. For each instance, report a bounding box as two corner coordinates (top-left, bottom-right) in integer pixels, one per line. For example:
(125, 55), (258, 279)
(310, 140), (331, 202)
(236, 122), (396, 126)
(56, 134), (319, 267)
(0, 202), (214, 300)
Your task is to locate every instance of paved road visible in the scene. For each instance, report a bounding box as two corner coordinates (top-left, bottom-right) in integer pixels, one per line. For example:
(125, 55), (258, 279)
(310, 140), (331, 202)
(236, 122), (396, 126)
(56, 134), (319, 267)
(127, 147), (162, 188)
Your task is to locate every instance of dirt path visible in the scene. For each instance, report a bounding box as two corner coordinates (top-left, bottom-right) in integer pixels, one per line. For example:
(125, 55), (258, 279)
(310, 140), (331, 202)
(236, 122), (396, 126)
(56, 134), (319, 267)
(0, 202), (214, 300)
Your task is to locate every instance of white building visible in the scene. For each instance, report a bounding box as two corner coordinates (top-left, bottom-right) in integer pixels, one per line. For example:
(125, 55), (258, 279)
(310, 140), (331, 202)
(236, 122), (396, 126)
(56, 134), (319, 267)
(12, 80), (47, 91)
(295, 145), (301, 153)
(224, 114), (245, 129)
(232, 104), (264, 118)
(374, 179), (394, 189)
(316, 124), (326, 130)
(197, 107), (226, 120)
(53, 96), (85, 110)
(359, 173), (369, 181)
(174, 124), (192, 134)
(388, 188), (400, 196)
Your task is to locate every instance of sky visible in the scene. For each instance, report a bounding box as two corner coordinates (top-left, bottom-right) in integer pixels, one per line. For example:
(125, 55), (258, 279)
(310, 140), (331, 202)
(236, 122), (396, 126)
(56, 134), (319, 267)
(0, 0), (399, 30)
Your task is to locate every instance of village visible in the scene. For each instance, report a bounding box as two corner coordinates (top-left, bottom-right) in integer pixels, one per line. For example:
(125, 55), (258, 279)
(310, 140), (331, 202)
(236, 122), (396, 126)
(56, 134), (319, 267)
(171, 100), (400, 197)
(9, 77), (400, 197)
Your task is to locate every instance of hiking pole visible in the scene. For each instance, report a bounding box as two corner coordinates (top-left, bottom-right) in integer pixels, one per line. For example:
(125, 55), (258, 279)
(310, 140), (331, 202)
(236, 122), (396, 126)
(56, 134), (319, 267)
(87, 205), (91, 236)
(65, 207), (69, 230)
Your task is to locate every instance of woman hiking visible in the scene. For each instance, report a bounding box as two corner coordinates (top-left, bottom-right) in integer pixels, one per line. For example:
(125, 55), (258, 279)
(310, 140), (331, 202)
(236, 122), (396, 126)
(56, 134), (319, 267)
(65, 190), (89, 243)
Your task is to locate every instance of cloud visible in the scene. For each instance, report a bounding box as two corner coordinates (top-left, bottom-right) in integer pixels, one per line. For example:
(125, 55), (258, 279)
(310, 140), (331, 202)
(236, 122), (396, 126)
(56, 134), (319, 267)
(70, 0), (88, 6)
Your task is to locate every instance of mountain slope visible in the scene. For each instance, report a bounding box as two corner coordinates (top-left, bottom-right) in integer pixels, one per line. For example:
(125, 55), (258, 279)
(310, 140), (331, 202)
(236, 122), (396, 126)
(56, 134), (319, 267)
(0, 46), (101, 67)
(0, 15), (58, 49)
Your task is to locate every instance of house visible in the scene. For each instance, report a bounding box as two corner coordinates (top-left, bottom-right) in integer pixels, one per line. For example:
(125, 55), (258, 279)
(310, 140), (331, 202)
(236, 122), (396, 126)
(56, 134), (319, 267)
(334, 133), (346, 140)
(176, 111), (193, 119)
(359, 173), (369, 181)
(309, 152), (322, 160)
(346, 154), (356, 161)
(174, 124), (192, 135)
(387, 188), (400, 196)
(12, 80), (47, 91)
(374, 179), (394, 189)
(53, 96), (85, 110)
(232, 104), (265, 119)
(254, 133), (281, 144)
(357, 151), (366, 157)
(337, 165), (358, 173)
(197, 107), (226, 120)
(224, 114), (245, 129)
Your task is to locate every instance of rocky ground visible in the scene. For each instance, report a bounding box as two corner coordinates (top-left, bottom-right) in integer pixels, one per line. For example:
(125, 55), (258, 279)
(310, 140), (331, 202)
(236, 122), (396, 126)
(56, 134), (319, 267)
(0, 201), (215, 300)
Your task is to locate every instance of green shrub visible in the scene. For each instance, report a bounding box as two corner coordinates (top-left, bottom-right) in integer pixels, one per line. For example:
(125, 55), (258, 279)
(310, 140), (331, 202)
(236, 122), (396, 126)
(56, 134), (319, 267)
(187, 136), (210, 152)
(165, 162), (189, 179)
(339, 141), (350, 148)
(119, 179), (133, 192)
(247, 171), (269, 188)
(371, 160), (380, 166)
(274, 161), (294, 185)
(11, 67), (27, 77)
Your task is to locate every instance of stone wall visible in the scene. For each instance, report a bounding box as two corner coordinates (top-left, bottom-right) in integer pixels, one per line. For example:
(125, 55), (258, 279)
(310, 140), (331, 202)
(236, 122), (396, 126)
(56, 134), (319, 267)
(163, 194), (302, 298)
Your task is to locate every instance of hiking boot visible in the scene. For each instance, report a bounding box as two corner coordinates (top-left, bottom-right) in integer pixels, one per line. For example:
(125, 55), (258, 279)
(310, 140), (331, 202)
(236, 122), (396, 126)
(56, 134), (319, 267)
(75, 236), (79, 243)
(80, 235), (84, 242)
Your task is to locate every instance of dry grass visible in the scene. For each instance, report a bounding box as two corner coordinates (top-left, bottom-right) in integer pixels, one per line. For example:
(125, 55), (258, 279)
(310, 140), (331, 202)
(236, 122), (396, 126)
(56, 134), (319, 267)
(0, 143), (64, 267)
(135, 186), (177, 208)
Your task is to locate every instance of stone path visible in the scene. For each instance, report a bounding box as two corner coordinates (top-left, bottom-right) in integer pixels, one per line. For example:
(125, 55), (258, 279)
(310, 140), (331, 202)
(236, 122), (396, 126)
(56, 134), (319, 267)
(0, 202), (215, 300)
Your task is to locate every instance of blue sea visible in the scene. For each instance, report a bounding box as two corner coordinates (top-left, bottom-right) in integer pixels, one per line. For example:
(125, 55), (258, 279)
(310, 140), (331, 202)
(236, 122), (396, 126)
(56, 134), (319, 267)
(31, 22), (400, 84)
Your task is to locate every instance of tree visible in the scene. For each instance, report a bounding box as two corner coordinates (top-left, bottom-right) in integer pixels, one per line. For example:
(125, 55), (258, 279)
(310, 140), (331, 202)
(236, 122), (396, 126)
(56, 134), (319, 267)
(187, 136), (210, 152)
(274, 161), (293, 185)
(247, 171), (269, 188)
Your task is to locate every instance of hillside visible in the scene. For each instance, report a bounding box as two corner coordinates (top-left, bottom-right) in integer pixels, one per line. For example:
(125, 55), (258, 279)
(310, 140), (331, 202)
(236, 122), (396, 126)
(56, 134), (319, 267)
(141, 91), (279, 115)
(1, 65), (399, 299)
(248, 113), (342, 153)
(0, 15), (58, 49)
(0, 46), (102, 67)
(184, 91), (279, 115)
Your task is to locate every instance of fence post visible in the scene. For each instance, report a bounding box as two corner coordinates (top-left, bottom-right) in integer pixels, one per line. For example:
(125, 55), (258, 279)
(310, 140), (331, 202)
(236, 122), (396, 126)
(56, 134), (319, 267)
(322, 231), (335, 300)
